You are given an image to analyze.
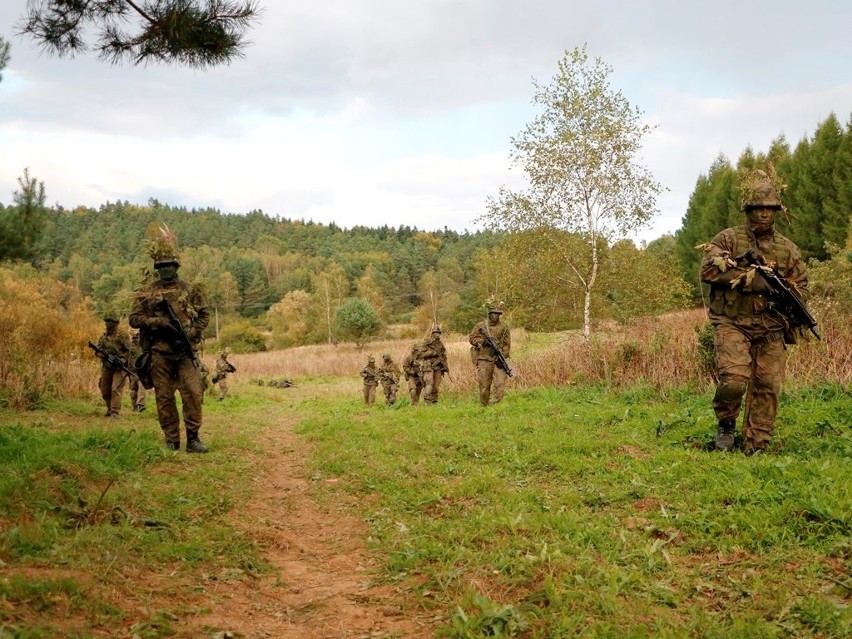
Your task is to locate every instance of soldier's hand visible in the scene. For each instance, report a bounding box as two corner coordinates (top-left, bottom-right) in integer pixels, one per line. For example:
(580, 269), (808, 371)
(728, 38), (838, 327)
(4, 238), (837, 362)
(747, 268), (771, 294)
(148, 316), (174, 331)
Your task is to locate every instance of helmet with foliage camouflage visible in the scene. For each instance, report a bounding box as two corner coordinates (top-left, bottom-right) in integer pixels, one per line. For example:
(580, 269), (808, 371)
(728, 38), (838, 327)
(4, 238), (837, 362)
(430, 324), (442, 334)
(103, 310), (119, 322)
(146, 223), (181, 267)
(367, 354), (376, 362)
(740, 167), (784, 211)
(382, 353), (392, 361)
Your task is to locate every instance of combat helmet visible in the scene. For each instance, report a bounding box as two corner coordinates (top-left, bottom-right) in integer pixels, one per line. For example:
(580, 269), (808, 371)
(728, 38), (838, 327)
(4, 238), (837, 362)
(146, 223), (181, 267)
(430, 324), (442, 334)
(103, 310), (120, 322)
(368, 354), (376, 362)
(740, 167), (784, 211)
(382, 353), (392, 361)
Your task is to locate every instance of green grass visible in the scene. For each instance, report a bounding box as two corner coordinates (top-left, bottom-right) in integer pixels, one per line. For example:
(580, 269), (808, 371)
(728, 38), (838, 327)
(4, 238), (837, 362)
(296, 384), (852, 638)
(1, 384), (849, 638)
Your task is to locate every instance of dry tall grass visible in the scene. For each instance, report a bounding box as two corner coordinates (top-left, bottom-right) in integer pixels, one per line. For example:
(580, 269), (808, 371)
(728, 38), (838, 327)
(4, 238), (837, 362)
(224, 304), (850, 398)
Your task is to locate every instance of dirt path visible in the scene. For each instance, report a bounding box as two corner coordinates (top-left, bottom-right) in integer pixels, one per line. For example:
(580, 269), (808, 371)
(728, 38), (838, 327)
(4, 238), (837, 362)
(181, 386), (434, 638)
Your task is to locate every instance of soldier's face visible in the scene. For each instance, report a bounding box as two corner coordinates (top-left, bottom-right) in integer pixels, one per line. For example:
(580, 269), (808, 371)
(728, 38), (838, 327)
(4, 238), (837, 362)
(488, 312), (501, 324)
(156, 264), (179, 281)
(105, 320), (118, 331)
(746, 207), (776, 229)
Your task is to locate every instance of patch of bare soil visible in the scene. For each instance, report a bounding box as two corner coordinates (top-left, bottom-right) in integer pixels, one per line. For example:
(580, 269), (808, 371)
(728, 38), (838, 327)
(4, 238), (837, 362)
(184, 413), (435, 638)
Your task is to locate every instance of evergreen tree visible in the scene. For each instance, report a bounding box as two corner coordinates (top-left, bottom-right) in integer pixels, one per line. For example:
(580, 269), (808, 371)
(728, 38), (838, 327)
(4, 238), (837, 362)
(18, 0), (259, 69)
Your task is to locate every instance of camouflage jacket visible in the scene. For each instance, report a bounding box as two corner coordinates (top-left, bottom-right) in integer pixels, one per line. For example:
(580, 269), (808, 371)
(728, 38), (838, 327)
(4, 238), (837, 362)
(215, 355), (235, 376)
(468, 320), (511, 363)
(416, 336), (448, 373)
(700, 225), (808, 331)
(129, 278), (209, 356)
(360, 364), (378, 386)
(96, 328), (131, 367)
(378, 361), (401, 386)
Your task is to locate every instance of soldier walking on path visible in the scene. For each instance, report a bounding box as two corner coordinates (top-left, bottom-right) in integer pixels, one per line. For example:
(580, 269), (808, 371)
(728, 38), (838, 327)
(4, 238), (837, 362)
(699, 167), (810, 455)
(469, 303), (511, 407)
(360, 355), (379, 405)
(128, 330), (147, 412)
(129, 224), (210, 453)
(94, 311), (131, 417)
(377, 353), (401, 406)
(214, 348), (236, 401)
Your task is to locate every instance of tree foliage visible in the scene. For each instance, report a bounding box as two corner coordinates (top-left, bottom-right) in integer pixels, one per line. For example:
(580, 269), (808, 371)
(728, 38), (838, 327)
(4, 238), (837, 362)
(335, 297), (381, 349)
(0, 36), (10, 82)
(0, 168), (48, 263)
(18, 0), (260, 68)
(481, 45), (662, 339)
(676, 113), (852, 283)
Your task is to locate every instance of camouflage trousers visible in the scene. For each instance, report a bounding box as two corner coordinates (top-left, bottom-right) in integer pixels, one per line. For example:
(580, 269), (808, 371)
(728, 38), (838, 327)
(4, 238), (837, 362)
(217, 376), (229, 400)
(407, 375), (423, 405)
(363, 382), (377, 405)
(422, 369), (442, 405)
(129, 375), (146, 409)
(99, 365), (128, 416)
(381, 381), (399, 405)
(713, 323), (787, 453)
(150, 351), (204, 444)
(476, 360), (508, 407)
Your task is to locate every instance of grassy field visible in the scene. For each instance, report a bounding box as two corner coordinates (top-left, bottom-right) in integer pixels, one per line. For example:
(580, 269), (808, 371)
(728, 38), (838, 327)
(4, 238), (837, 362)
(1, 375), (849, 638)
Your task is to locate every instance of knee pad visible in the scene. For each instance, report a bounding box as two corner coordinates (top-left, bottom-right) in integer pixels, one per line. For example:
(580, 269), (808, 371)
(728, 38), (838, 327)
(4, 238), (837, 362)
(714, 377), (747, 403)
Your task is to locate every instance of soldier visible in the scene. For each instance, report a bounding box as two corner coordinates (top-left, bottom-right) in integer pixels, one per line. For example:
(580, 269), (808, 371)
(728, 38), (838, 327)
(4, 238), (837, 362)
(128, 330), (147, 412)
(94, 311), (131, 417)
(699, 167), (809, 455)
(360, 354), (379, 405)
(402, 344), (424, 405)
(469, 304), (511, 406)
(377, 353), (401, 406)
(214, 348), (236, 401)
(416, 325), (449, 405)
(129, 224), (210, 453)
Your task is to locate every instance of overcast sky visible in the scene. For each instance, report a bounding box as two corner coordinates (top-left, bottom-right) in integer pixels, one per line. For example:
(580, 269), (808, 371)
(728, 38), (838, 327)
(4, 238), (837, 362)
(2, 1), (851, 243)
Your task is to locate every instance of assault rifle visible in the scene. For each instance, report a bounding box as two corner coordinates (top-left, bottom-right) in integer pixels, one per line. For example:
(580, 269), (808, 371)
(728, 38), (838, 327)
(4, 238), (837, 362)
(88, 341), (136, 378)
(736, 250), (821, 340)
(158, 299), (200, 368)
(483, 334), (514, 377)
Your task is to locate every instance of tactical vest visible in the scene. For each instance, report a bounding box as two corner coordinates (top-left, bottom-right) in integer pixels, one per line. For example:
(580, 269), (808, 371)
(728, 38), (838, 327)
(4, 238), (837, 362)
(708, 225), (796, 320)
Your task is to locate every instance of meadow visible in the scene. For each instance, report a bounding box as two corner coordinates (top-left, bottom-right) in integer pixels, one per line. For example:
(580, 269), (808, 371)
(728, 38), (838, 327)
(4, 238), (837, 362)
(0, 315), (850, 638)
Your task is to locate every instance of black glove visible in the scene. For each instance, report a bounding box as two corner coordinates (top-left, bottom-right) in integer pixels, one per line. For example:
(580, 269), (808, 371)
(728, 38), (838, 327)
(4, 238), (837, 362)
(750, 269), (771, 294)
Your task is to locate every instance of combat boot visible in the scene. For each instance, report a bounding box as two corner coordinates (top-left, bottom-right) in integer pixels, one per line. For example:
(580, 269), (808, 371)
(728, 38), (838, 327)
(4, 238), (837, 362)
(715, 418), (736, 452)
(186, 431), (209, 454)
(165, 440), (180, 451)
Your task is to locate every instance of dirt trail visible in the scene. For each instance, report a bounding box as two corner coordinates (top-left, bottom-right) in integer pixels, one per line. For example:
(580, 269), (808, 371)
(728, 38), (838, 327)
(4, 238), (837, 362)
(182, 386), (435, 638)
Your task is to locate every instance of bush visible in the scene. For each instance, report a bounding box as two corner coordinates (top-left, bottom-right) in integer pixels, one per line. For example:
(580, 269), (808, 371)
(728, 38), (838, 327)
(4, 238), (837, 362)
(217, 319), (268, 353)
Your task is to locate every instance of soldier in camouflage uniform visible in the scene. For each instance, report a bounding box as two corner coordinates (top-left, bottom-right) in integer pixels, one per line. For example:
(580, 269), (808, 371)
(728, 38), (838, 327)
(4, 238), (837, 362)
(360, 354), (379, 405)
(377, 353), (401, 406)
(402, 344), (425, 405)
(469, 304), (511, 406)
(416, 325), (449, 405)
(214, 348), (236, 401)
(129, 225), (210, 453)
(95, 312), (132, 417)
(699, 168), (809, 455)
(128, 330), (147, 412)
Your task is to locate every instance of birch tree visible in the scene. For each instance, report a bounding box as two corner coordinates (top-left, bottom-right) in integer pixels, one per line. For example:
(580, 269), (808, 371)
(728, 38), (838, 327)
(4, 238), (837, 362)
(481, 45), (662, 340)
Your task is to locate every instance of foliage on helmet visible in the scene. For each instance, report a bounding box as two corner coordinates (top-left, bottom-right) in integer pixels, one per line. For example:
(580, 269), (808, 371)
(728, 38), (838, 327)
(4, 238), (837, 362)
(146, 222), (181, 266)
(739, 165), (785, 211)
(484, 297), (505, 314)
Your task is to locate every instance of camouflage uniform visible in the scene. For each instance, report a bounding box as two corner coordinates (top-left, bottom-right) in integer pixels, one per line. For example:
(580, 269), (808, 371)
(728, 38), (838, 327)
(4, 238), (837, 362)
(129, 229), (210, 452)
(96, 314), (131, 417)
(415, 326), (449, 405)
(360, 355), (378, 405)
(128, 331), (147, 412)
(469, 307), (511, 407)
(402, 346), (424, 405)
(699, 170), (809, 455)
(214, 349), (235, 400)
(377, 354), (401, 406)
